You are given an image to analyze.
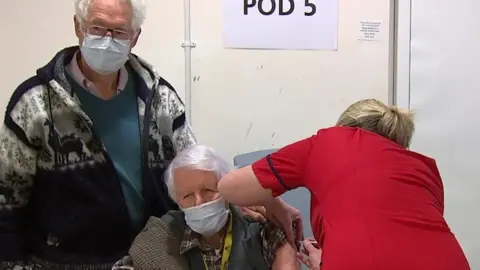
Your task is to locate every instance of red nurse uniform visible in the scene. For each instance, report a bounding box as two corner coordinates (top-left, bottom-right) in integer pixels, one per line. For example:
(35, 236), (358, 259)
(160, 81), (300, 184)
(252, 127), (470, 270)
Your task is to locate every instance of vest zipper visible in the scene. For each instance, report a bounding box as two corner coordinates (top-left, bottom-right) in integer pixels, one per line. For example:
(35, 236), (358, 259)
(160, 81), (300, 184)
(140, 89), (154, 223)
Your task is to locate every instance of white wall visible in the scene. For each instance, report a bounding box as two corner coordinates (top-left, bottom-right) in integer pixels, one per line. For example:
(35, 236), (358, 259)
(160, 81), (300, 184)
(396, 0), (479, 267)
(190, 0), (394, 160)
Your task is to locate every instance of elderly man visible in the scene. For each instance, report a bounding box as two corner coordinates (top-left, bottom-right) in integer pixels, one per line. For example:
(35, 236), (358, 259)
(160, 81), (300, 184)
(0, 0), (196, 268)
(112, 145), (299, 270)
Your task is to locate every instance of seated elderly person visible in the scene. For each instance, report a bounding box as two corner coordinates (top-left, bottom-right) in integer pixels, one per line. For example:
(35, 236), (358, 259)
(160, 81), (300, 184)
(112, 145), (299, 270)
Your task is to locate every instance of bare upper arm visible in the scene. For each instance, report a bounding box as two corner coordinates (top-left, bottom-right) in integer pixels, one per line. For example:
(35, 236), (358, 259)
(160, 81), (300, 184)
(218, 135), (315, 207)
(218, 165), (273, 206)
(272, 243), (300, 270)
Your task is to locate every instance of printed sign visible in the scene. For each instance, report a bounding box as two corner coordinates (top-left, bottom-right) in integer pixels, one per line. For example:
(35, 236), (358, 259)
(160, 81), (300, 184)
(223, 0), (339, 50)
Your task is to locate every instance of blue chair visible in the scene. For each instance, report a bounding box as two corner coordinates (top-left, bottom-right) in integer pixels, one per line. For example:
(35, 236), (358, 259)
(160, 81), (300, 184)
(233, 150), (313, 239)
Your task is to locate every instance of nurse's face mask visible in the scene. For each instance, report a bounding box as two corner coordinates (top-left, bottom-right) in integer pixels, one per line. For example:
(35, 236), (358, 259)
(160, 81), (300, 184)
(79, 23), (136, 74)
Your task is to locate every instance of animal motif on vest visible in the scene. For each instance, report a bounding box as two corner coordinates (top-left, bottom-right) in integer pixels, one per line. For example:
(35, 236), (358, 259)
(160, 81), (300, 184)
(43, 119), (89, 166)
(148, 115), (176, 167)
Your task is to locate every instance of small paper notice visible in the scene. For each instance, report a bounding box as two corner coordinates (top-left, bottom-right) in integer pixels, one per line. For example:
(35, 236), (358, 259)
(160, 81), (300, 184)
(358, 20), (382, 41)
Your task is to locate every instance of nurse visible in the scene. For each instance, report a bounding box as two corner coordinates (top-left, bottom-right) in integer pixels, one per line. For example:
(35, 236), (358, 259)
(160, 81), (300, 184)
(218, 99), (471, 270)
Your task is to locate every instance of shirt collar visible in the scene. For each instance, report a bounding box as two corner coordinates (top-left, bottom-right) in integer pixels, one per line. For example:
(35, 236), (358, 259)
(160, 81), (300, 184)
(66, 51), (128, 98)
(179, 228), (203, 254)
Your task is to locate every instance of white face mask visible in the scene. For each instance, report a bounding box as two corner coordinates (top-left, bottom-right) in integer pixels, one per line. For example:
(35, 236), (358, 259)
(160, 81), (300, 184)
(80, 35), (130, 75)
(182, 197), (230, 236)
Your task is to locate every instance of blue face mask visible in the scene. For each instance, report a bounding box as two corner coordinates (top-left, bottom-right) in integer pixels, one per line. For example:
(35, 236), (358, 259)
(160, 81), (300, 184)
(182, 197), (230, 236)
(80, 35), (130, 74)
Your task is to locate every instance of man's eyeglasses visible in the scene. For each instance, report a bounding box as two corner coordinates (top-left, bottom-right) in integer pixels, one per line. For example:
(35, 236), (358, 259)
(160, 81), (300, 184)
(83, 25), (133, 42)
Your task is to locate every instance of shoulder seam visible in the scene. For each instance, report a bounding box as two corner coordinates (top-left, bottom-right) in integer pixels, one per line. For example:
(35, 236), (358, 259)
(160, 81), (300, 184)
(3, 76), (45, 149)
(5, 76), (43, 118)
(158, 77), (184, 106)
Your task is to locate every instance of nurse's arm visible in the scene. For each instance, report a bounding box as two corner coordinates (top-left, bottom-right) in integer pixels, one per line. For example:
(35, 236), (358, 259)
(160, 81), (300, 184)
(218, 165), (273, 206)
(218, 136), (316, 206)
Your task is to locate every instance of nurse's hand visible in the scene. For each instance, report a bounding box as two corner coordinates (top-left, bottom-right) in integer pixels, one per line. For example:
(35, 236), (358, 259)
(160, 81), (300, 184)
(265, 197), (303, 246)
(296, 238), (322, 270)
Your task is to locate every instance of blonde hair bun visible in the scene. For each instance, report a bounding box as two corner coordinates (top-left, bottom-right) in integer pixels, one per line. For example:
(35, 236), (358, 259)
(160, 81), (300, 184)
(337, 99), (415, 148)
(385, 106), (414, 121)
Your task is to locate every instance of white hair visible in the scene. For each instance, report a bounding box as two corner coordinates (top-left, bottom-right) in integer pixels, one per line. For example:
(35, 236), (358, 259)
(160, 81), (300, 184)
(74, 0), (147, 30)
(165, 145), (231, 202)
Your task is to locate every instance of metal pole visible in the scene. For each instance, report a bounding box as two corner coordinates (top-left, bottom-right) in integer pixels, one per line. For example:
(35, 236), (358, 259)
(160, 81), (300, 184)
(182, 0), (196, 124)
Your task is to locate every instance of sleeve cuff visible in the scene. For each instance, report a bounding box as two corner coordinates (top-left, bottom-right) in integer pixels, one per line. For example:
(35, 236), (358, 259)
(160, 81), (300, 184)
(265, 154), (292, 190)
(252, 155), (289, 197)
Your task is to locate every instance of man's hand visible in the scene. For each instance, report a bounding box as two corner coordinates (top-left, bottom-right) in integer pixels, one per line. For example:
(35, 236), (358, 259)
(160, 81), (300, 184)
(240, 198), (303, 246)
(240, 205), (291, 227)
(296, 238), (322, 270)
(240, 206), (268, 222)
(264, 198), (303, 246)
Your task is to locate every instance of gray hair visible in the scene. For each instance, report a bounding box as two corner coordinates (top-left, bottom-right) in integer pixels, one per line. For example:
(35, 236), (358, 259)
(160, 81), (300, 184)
(74, 0), (147, 30)
(165, 145), (231, 202)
